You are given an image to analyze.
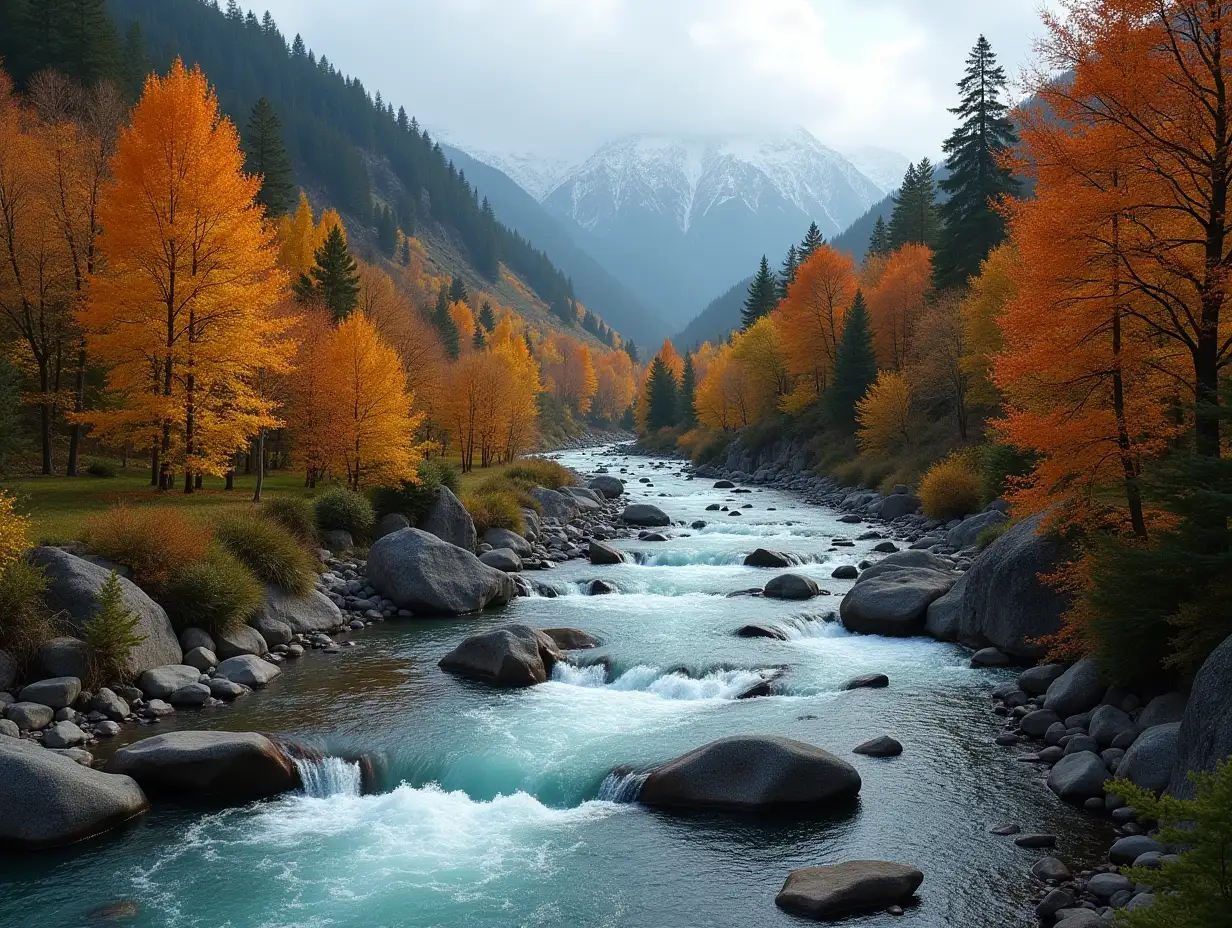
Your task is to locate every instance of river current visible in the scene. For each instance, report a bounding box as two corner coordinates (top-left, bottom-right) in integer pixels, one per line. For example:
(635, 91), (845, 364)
(1, 446), (1111, 927)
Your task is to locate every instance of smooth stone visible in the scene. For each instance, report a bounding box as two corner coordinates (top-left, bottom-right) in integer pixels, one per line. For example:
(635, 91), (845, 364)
(971, 647), (1010, 667)
(1043, 660), (1106, 717)
(106, 731), (299, 800)
(1031, 857), (1071, 882)
(206, 677), (248, 700)
(830, 565), (859, 580)
(619, 504), (671, 527)
(17, 676), (81, 711)
(1047, 751), (1110, 803)
(1018, 664), (1066, 696)
(213, 655), (281, 688)
(1109, 835), (1163, 865)
(418, 486), (478, 550)
(852, 736), (902, 757)
(539, 628), (599, 650)
(0, 718), (18, 738)
(775, 861), (923, 920)
(588, 540), (625, 565)
(1020, 709), (1061, 739)
(137, 665), (201, 700)
(168, 683), (211, 707)
(213, 625), (268, 660)
(367, 528), (516, 616)
(1089, 705), (1134, 748)
(1088, 873), (1134, 901)
(1014, 834), (1056, 849)
(1118, 723), (1180, 794)
(844, 673), (889, 691)
(484, 527), (533, 558)
(182, 647), (217, 672)
(37, 637), (90, 680)
(6, 702), (54, 731)
(42, 719), (88, 748)
(1036, 888), (1074, 919)
(438, 625), (563, 688)
(256, 586), (344, 635)
(1136, 692), (1186, 730)
(764, 573), (820, 600)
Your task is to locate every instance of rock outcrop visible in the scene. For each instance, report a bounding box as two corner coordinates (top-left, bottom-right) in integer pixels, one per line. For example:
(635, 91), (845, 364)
(367, 528), (517, 616)
(438, 625), (563, 687)
(105, 731), (299, 801)
(417, 486), (477, 551)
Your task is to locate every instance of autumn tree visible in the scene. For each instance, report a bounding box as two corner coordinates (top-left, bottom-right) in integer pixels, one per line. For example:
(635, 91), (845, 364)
(276, 191), (317, 278)
(775, 243), (856, 405)
(593, 348), (636, 423)
(866, 244), (933, 371)
(960, 243), (1016, 408)
(857, 370), (913, 454)
(909, 292), (970, 441)
(732, 316), (791, 420)
(82, 61), (292, 493)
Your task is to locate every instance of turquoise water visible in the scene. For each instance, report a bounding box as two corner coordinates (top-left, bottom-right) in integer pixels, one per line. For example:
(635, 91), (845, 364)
(0, 447), (1111, 927)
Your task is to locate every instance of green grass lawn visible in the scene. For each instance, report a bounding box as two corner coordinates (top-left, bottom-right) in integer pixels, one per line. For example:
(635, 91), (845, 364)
(3, 457), (519, 544)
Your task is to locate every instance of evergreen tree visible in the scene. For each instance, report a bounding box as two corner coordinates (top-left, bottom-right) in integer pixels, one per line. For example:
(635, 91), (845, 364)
(888, 158), (939, 249)
(679, 353), (697, 428)
(242, 97), (295, 217)
(478, 301), (496, 332)
(119, 20), (150, 102)
(624, 341), (639, 364)
(376, 204), (397, 255)
(449, 275), (468, 304)
(291, 33), (306, 57)
(399, 236), (412, 265)
(742, 256), (779, 329)
(83, 571), (145, 686)
(472, 327), (486, 350)
(295, 225), (359, 320)
(936, 35), (1021, 288)
(779, 245), (799, 300)
(799, 221), (824, 259)
(523, 330), (535, 357)
(225, 0), (243, 22)
(868, 215), (891, 257)
(261, 10), (275, 33)
(645, 358), (679, 431)
(827, 291), (878, 430)
(433, 283), (460, 359)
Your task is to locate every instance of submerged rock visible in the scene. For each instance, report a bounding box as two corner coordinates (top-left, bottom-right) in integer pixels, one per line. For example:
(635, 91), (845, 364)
(105, 731), (299, 801)
(744, 548), (792, 568)
(775, 861), (923, 919)
(639, 735), (861, 811)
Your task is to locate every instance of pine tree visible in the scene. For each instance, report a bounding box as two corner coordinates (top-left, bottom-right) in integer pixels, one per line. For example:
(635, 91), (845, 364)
(680, 353), (697, 427)
(242, 97), (295, 217)
(827, 291), (878, 430)
(889, 159), (939, 249)
(624, 341), (640, 364)
(291, 33), (306, 57)
(645, 357), (679, 431)
(261, 10), (275, 33)
(433, 284), (460, 359)
(119, 20), (150, 102)
(399, 236), (412, 265)
(83, 571), (145, 685)
(478, 301), (496, 332)
(742, 256), (779, 329)
(936, 35), (1021, 289)
(225, 0), (243, 22)
(779, 245), (799, 300)
(799, 221), (824, 259)
(376, 204), (397, 255)
(449, 275), (468, 304)
(868, 215), (891, 257)
(472, 327), (486, 350)
(296, 225), (359, 320)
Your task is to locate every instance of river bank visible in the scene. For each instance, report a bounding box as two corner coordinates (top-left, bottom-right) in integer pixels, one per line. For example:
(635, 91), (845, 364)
(0, 442), (1205, 927)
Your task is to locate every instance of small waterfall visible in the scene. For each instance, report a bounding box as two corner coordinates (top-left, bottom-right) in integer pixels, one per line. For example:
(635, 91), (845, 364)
(597, 770), (649, 804)
(551, 662), (609, 686)
(552, 663), (776, 700)
(294, 756), (364, 798)
(773, 613), (842, 640)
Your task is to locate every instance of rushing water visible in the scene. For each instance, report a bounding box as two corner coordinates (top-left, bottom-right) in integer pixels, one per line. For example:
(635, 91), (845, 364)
(0, 446), (1112, 927)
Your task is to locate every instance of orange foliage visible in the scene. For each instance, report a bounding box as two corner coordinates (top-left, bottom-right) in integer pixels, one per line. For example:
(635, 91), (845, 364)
(865, 244), (932, 371)
(774, 244), (856, 401)
(592, 348), (636, 422)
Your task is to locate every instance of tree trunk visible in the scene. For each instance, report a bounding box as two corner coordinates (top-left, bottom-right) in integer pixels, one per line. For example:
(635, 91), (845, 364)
(253, 430), (266, 502)
(225, 468), (234, 490)
(65, 344), (86, 477)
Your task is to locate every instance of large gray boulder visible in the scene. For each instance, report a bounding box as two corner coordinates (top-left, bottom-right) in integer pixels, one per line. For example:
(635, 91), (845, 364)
(776, 861), (924, 919)
(840, 568), (956, 637)
(764, 573), (821, 600)
(438, 624), (563, 688)
(1043, 660), (1105, 717)
(744, 548), (793, 568)
(1169, 632), (1232, 797)
(639, 736), (861, 811)
(374, 513), (410, 539)
(588, 475), (625, 499)
(479, 548), (523, 573)
(367, 528), (517, 616)
(955, 512), (1071, 659)
(1090, 705), (1134, 748)
(483, 527), (532, 558)
(418, 486), (477, 551)
(857, 550), (952, 584)
(0, 738), (148, 848)
(214, 655), (281, 688)
(1137, 692), (1187, 731)
(1119, 723), (1180, 795)
(6, 702), (54, 731)
(0, 649), (15, 692)
(559, 486), (602, 511)
(37, 637), (90, 680)
(620, 504), (671, 527)
(945, 509), (1008, 551)
(1018, 664), (1066, 697)
(250, 614), (292, 647)
(589, 540), (625, 565)
(532, 486), (578, 521)
(1048, 751), (1109, 803)
(924, 572), (968, 642)
(214, 625), (268, 659)
(137, 664), (201, 700)
(178, 628), (215, 654)
(18, 676), (80, 710)
(105, 731), (298, 800)
(879, 494), (921, 521)
(256, 586), (343, 634)
(29, 546), (181, 675)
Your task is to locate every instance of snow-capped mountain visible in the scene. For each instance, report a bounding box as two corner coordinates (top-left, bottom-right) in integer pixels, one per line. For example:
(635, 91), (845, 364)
(452, 147), (576, 202)
(844, 145), (913, 195)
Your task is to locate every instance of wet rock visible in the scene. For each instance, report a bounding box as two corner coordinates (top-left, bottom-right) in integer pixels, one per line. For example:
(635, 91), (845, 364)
(640, 735), (861, 811)
(873, 541), (899, 553)
(18, 676), (81, 710)
(764, 573), (820, 600)
(213, 655), (281, 688)
(206, 678), (248, 701)
(620, 504), (671, 527)
(744, 548), (793, 568)
(853, 736), (902, 757)
(0, 738), (148, 849)
(587, 579), (617, 595)
(589, 475), (625, 498)
(539, 628), (599, 650)
(1014, 834), (1056, 849)
(923, 572), (967, 642)
(844, 673), (889, 691)
(168, 683), (210, 707)
(736, 624), (787, 640)
(106, 731), (298, 800)
(970, 647), (1010, 667)
(830, 565), (859, 580)
(588, 540), (625, 565)
(214, 626), (268, 660)
(1031, 857), (1071, 882)
(367, 528), (517, 616)
(1018, 664), (1066, 697)
(438, 624), (563, 688)
(839, 568), (956, 637)
(479, 548), (523, 573)
(775, 861), (923, 920)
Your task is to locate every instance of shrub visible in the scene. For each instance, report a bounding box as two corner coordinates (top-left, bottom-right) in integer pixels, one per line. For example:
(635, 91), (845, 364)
(261, 496), (319, 547)
(0, 558), (57, 672)
(83, 571), (146, 686)
(476, 474), (540, 513)
(980, 441), (1035, 505)
(919, 455), (982, 520)
(85, 462), (116, 478)
(503, 458), (576, 490)
(370, 458), (461, 523)
(1111, 760), (1232, 928)
(0, 490), (30, 569)
(83, 505), (211, 590)
(421, 457), (460, 494)
(462, 489), (525, 534)
(213, 512), (315, 596)
(688, 429), (732, 466)
(975, 519), (1011, 551)
(159, 547), (263, 635)
(315, 486), (375, 539)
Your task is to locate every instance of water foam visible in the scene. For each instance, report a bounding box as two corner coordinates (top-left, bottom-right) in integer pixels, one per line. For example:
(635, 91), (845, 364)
(551, 662), (774, 700)
(293, 756), (364, 798)
(596, 771), (649, 803)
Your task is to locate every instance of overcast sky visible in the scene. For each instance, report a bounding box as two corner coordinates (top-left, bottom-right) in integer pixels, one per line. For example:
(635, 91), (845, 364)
(256, 0), (1061, 163)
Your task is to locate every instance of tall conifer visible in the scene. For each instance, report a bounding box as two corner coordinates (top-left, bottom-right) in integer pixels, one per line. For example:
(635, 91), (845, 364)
(645, 358), (679, 431)
(827, 291), (878, 429)
(296, 226), (359, 320)
(242, 97), (295, 216)
(799, 221), (824, 259)
(742, 256), (778, 329)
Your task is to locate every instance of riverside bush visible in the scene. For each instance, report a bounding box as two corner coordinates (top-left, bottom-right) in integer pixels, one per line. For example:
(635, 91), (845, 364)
(370, 458), (462, 523)
(213, 513), (315, 596)
(262, 497), (319, 547)
(160, 548), (263, 635)
(1111, 761), (1232, 927)
(82, 571), (146, 686)
(462, 489), (525, 535)
(0, 558), (57, 672)
(919, 455), (982, 520)
(83, 506), (211, 590)
(504, 458), (576, 490)
(315, 487), (374, 539)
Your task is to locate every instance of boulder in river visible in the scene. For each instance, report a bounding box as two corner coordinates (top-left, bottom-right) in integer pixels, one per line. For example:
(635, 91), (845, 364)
(923, 572), (967, 642)
(620, 504), (671, 527)
(539, 628), (599, 650)
(839, 568), (956, 637)
(367, 528), (517, 616)
(588, 475), (625, 499)
(256, 586), (344, 635)
(588, 540), (625, 565)
(639, 735), (861, 811)
(214, 625), (268, 660)
(479, 548), (523, 573)
(744, 548), (792, 568)
(418, 486), (478, 551)
(532, 486), (579, 521)
(18, 676), (81, 710)
(214, 655), (281, 688)
(853, 736), (902, 757)
(844, 673), (889, 691)
(0, 739), (148, 849)
(764, 573), (820, 600)
(775, 861), (924, 920)
(955, 512), (1071, 660)
(1043, 660), (1105, 718)
(105, 731), (299, 801)
(484, 528), (533, 558)
(29, 546), (182, 675)
(438, 624), (563, 688)
(736, 624), (788, 640)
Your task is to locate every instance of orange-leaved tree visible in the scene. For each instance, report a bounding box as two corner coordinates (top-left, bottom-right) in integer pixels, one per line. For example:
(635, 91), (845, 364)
(774, 243), (856, 403)
(83, 60), (292, 493)
(866, 244), (932, 371)
(959, 242), (1016, 408)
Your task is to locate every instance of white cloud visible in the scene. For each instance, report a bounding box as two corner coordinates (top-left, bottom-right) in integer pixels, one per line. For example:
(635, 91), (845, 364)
(255, 0), (1061, 162)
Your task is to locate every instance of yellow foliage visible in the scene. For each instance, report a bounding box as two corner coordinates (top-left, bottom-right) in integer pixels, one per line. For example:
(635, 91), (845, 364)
(0, 491), (30, 567)
(857, 370), (913, 454)
(960, 243), (1017, 407)
(919, 455), (982, 520)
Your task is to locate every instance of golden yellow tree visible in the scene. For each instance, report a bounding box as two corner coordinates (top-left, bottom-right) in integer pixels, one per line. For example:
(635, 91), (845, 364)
(866, 244), (932, 371)
(775, 243), (856, 403)
(857, 370), (913, 454)
(276, 192), (317, 278)
(82, 61), (291, 492)
(960, 243), (1016, 408)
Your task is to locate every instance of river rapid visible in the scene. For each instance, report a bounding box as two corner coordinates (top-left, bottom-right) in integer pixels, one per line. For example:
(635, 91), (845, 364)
(0, 445), (1112, 928)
